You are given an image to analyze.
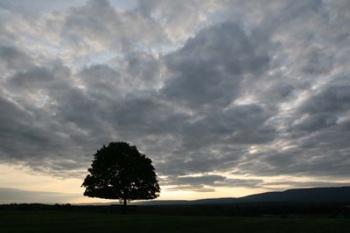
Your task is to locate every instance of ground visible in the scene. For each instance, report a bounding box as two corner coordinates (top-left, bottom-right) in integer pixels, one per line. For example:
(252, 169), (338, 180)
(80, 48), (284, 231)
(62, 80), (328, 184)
(0, 210), (349, 233)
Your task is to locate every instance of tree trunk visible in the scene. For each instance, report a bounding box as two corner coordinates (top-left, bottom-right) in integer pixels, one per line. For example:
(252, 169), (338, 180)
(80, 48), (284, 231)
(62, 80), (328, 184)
(122, 198), (127, 214)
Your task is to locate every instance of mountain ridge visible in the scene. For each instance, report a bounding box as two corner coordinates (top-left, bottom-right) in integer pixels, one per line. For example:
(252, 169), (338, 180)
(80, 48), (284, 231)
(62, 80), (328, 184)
(138, 186), (350, 205)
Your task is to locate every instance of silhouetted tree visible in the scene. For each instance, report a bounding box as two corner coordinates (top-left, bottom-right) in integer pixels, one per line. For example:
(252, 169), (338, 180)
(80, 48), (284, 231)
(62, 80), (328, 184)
(82, 142), (160, 207)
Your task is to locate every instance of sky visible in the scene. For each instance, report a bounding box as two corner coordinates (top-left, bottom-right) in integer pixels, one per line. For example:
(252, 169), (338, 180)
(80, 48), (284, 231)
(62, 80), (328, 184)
(0, 0), (350, 203)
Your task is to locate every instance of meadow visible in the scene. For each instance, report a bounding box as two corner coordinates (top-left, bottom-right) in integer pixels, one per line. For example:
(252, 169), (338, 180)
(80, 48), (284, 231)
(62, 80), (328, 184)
(1, 209), (349, 233)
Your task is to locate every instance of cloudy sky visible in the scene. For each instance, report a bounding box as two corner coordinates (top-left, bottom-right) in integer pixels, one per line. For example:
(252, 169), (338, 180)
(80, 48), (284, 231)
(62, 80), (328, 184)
(0, 0), (350, 203)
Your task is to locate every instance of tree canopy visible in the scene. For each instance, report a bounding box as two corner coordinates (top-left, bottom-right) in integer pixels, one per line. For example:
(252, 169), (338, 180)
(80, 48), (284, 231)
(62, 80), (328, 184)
(82, 142), (160, 205)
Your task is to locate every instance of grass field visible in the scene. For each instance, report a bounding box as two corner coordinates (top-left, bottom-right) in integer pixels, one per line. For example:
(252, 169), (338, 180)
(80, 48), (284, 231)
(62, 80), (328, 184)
(0, 210), (349, 233)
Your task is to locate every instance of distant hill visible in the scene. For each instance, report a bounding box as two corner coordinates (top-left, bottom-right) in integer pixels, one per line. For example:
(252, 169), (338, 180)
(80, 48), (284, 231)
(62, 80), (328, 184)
(239, 186), (350, 203)
(140, 186), (350, 205)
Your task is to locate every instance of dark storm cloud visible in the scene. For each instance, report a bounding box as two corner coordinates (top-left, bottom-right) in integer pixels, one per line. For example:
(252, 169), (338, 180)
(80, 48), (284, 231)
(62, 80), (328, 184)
(123, 52), (163, 88)
(181, 104), (275, 149)
(246, 83), (350, 178)
(290, 85), (349, 133)
(8, 67), (55, 88)
(163, 22), (269, 109)
(78, 64), (121, 92)
(150, 21), (275, 177)
(0, 0), (350, 193)
(300, 85), (350, 115)
(0, 91), (90, 177)
(0, 46), (33, 71)
(301, 48), (334, 75)
(239, 101), (350, 177)
(0, 96), (37, 157)
(239, 147), (350, 178)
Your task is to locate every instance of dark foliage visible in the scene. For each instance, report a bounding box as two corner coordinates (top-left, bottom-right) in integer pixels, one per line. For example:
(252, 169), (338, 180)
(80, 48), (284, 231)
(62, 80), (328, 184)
(82, 142), (160, 205)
